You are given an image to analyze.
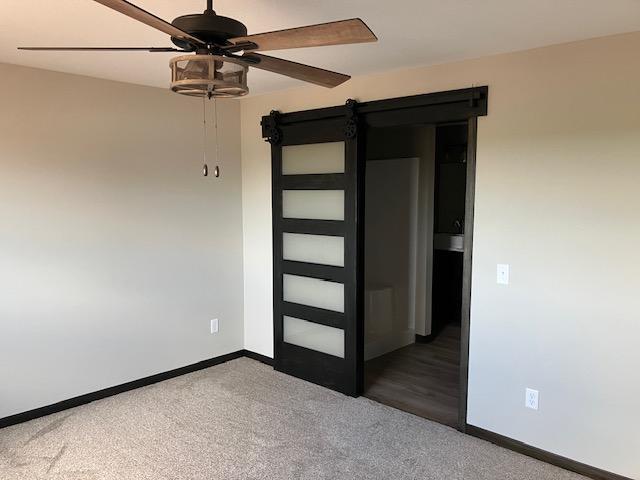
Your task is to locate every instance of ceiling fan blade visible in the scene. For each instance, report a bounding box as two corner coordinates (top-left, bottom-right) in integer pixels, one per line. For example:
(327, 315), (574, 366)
(243, 53), (350, 88)
(18, 47), (181, 52)
(229, 18), (377, 52)
(92, 0), (206, 47)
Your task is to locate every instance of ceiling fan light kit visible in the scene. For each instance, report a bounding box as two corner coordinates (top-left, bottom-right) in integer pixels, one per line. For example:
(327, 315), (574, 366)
(170, 54), (248, 98)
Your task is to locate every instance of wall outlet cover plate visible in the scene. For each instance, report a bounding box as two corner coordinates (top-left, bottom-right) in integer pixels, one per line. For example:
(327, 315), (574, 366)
(526, 388), (539, 410)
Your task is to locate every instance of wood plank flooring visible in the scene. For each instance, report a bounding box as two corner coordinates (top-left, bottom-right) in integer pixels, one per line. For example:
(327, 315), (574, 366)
(364, 324), (460, 427)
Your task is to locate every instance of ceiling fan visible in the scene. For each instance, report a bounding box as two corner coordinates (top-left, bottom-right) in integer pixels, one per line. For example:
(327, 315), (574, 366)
(18, 0), (378, 97)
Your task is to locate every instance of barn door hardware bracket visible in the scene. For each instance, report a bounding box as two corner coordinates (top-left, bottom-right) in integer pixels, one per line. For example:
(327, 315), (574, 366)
(344, 99), (359, 139)
(262, 110), (282, 145)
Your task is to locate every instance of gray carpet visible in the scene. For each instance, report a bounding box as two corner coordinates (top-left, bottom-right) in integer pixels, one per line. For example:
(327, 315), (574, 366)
(0, 357), (585, 480)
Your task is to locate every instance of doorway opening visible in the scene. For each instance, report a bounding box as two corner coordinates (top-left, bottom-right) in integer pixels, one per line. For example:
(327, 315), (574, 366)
(363, 122), (471, 429)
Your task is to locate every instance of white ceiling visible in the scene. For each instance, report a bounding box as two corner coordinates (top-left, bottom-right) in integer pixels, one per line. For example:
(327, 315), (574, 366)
(1, 0), (639, 95)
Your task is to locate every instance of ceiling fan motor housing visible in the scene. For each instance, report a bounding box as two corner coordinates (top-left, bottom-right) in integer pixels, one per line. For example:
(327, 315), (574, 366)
(170, 11), (248, 50)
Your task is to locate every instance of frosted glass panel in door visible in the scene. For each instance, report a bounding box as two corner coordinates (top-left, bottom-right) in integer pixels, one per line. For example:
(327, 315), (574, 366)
(282, 190), (344, 220)
(283, 316), (344, 358)
(282, 142), (345, 175)
(283, 233), (344, 267)
(283, 274), (344, 312)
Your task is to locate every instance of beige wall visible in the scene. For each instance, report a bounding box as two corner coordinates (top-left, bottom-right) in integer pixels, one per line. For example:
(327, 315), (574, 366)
(0, 64), (244, 418)
(240, 31), (640, 478)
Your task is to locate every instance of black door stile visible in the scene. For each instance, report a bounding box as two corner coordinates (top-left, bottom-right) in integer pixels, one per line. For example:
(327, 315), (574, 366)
(271, 142), (285, 366)
(343, 131), (366, 396)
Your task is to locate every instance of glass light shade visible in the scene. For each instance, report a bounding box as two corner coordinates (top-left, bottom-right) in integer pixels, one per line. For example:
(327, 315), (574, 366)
(283, 316), (344, 358)
(169, 54), (248, 98)
(282, 142), (345, 175)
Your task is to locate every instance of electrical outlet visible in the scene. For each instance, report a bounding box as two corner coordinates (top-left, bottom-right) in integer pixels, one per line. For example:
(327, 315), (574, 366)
(497, 264), (510, 285)
(525, 388), (539, 410)
(210, 318), (219, 334)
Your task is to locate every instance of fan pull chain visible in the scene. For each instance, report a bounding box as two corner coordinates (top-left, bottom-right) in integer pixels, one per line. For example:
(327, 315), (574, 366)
(202, 95), (208, 176)
(213, 97), (220, 178)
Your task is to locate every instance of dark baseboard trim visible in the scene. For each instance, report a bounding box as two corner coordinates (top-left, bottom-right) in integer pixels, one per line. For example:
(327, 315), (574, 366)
(241, 349), (274, 366)
(0, 349), (266, 430)
(466, 425), (631, 480)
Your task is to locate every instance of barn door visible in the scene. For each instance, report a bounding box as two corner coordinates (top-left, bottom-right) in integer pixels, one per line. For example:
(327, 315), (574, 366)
(264, 101), (364, 396)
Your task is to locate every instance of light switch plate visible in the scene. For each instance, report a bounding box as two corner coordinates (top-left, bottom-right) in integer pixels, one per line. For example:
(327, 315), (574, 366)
(497, 264), (510, 285)
(210, 318), (219, 334)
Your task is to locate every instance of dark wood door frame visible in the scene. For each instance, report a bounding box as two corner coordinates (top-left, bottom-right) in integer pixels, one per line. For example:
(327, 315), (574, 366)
(262, 86), (488, 427)
(459, 115), (477, 431)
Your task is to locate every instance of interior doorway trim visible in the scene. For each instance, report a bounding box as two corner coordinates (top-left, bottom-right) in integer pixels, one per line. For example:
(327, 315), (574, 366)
(459, 115), (477, 431)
